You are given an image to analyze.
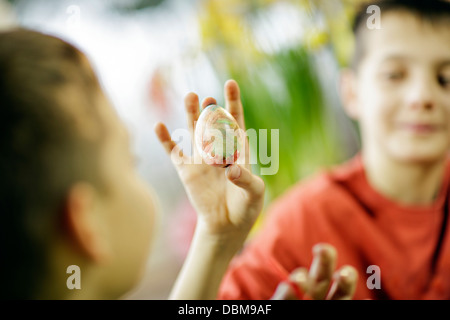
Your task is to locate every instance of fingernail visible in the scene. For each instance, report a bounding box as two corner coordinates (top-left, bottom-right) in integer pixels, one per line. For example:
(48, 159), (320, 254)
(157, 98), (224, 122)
(340, 268), (350, 279)
(226, 165), (241, 180)
(290, 270), (307, 284)
(339, 266), (356, 282)
(313, 244), (324, 256)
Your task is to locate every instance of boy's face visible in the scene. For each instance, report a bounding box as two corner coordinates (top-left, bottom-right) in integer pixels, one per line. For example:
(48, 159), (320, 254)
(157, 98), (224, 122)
(347, 11), (450, 163)
(94, 94), (156, 297)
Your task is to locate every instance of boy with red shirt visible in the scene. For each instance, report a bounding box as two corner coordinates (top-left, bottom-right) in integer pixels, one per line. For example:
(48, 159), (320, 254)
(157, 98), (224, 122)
(218, 0), (450, 299)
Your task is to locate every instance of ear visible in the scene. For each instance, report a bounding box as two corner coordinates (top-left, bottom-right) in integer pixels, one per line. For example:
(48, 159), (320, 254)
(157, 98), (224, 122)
(339, 69), (359, 120)
(62, 183), (112, 264)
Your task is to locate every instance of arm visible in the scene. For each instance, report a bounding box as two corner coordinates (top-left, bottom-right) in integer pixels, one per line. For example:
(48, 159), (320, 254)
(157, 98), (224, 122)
(168, 225), (241, 300)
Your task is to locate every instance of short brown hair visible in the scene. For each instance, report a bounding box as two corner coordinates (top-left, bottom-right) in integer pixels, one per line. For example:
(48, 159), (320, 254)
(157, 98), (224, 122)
(351, 0), (450, 70)
(0, 29), (107, 299)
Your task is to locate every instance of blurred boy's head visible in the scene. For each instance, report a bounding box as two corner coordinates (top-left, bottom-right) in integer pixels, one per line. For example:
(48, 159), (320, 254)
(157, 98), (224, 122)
(0, 29), (156, 299)
(341, 0), (450, 164)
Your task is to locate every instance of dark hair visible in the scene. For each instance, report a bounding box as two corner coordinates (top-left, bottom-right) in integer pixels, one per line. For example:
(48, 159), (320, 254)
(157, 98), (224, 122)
(0, 29), (107, 299)
(351, 0), (450, 69)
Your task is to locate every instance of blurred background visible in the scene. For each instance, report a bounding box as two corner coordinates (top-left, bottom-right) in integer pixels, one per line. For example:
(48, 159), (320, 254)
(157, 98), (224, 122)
(0, 0), (365, 299)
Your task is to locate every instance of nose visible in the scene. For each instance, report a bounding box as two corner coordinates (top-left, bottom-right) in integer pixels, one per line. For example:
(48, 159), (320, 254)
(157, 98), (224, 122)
(407, 74), (436, 111)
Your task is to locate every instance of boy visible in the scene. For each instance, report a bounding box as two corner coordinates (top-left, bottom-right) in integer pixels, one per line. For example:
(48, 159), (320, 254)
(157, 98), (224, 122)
(0, 29), (356, 300)
(217, 0), (450, 300)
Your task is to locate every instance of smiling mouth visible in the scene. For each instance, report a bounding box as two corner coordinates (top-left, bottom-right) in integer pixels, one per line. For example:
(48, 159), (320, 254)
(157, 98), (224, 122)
(397, 123), (445, 134)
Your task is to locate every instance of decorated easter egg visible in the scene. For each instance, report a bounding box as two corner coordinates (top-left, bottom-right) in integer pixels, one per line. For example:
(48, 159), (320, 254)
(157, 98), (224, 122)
(194, 104), (244, 167)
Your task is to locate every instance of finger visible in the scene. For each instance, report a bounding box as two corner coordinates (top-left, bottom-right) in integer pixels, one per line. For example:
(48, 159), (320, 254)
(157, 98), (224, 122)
(224, 79), (246, 131)
(270, 282), (297, 300)
(201, 97), (217, 111)
(184, 93), (205, 161)
(225, 80), (251, 170)
(224, 80), (251, 168)
(184, 92), (200, 138)
(326, 266), (358, 300)
(307, 243), (337, 300)
(271, 268), (308, 300)
(225, 164), (265, 202)
(154, 122), (189, 168)
(154, 122), (177, 154)
(289, 267), (309, 292)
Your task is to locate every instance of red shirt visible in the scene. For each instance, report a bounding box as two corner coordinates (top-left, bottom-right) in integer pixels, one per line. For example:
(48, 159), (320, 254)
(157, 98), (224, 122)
(218, 155), (450, 299)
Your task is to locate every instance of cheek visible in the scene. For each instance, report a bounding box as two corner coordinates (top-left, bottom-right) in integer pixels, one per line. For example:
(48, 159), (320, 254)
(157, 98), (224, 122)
(444, 100), (450, 126)
(358, 91), (395, 138)
(442, 105), (450, 147)
(140, 184), (158, 244)
(127, 179), (157, 248)
(108, 179), (156, 294)
(111, 176), (156, 267)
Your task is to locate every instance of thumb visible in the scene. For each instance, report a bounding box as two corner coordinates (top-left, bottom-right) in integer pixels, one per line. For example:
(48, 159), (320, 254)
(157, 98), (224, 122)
(225, 164), (265, 201)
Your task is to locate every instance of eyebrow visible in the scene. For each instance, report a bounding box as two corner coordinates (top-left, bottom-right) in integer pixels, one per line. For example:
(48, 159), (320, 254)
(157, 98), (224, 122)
(378, 55), (411, 64)
(440, 60), (450, 68)
(379, 55), (450, 68)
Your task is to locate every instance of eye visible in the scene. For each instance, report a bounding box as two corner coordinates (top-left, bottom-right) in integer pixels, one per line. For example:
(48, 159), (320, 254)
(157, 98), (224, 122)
(384, 71), (404, 81)
(438, 74), (450, 88)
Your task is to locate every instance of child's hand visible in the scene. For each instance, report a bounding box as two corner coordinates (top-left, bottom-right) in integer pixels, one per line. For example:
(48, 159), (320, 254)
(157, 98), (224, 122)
(271, 244), (358, 300)
(155, 80), (265, 246)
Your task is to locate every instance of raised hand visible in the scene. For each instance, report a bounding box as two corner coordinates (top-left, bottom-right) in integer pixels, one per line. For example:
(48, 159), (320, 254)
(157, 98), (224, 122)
(155, 79), (264, 242)
(155, 80), (265, 299)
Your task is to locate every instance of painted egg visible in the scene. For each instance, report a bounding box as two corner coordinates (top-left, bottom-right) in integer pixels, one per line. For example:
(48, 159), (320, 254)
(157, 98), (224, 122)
(194, 104), (244, 167)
